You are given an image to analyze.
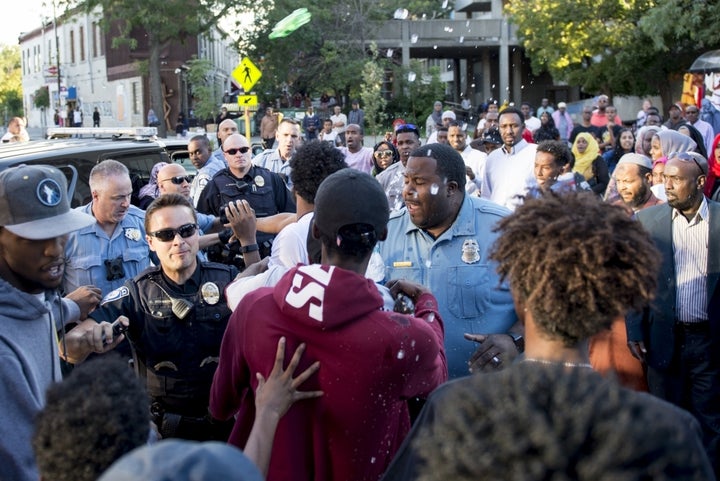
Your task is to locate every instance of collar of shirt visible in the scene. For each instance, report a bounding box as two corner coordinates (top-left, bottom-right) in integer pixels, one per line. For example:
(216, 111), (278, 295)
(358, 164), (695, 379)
(671, 196), (709, 226)
(501, 139), (529, 156)
(160, 263), (202, 294)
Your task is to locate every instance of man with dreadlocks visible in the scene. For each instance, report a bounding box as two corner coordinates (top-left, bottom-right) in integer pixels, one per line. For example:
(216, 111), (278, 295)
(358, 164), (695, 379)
(377, 143), (518, 379)
(381, 191), (714, 481)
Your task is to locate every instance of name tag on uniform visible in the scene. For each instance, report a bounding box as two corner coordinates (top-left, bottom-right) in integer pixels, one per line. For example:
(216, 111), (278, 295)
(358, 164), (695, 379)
(393, 261), (413, 268)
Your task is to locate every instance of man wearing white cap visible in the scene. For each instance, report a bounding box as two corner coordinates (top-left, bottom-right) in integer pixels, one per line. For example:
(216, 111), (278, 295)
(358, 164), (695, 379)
(427, 110), (456, 144)
(0, 164), (127, 481)
(552, 102), (574, 145)
(612, 153), (664, 214)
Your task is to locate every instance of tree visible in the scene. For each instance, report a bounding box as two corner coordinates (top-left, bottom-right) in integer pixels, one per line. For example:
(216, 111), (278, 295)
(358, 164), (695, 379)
(244, 0), (450, 110)
(385, 62), (445, 132)
(185, 56), (215, 124)
(504, 0), (720, 106)
(34, 86), (51, 110)
(360, 43), (388, 136)
(0, 45), (23, 122)
(68, 0), (265, 137)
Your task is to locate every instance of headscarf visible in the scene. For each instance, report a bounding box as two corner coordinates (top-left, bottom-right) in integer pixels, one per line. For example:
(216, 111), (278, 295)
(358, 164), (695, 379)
(656, 129), (696, 158)
(704, 133), (720, 197)
(430, 101), (443, 128)
(677, 123), (708, 159)
(635, 126), (660, 155)
(571, 132), (601, 181)
(371, 141), (399, 176)
(138, 162), (168, 200)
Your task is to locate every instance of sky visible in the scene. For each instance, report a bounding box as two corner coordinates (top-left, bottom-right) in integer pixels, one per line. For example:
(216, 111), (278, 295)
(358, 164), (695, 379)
(1, 0), (51, 47)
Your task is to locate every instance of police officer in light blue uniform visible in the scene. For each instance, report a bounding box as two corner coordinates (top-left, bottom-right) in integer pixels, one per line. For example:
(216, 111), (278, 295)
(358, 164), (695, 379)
(92, 194), (238, 441)
(63, 160), (150, 296)
(377, 144), (518, 378)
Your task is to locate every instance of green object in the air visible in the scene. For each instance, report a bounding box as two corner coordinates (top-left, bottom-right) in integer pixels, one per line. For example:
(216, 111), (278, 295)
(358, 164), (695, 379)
(269, 8), (312, 39)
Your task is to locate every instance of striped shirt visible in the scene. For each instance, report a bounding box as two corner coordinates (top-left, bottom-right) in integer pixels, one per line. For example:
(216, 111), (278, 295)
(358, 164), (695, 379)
(672, 197), (709, 322)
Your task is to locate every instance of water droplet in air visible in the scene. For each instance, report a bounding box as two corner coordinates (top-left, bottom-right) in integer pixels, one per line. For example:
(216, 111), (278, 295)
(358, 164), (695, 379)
(426, 312), (435, 323)
(397, 350), (405, 359)
(394, 8), (408, 19)
(459, 36), (464, 43)
(386, 49), (394, 57)
(442, 0), (448, 8)
(408, 71), (416, 82)
(411, 34), (419, 43)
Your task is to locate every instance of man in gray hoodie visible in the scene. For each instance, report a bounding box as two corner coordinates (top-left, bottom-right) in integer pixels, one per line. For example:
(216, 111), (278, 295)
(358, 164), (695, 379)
(0, 164), (126, 481)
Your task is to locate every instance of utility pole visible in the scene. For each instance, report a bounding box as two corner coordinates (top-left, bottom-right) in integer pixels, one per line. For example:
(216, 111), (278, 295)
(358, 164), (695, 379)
(53, 0), (61, 113)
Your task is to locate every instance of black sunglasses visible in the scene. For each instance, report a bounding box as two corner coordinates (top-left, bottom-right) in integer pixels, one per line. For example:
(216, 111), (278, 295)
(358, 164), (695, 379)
(161, 175), (192, 185)
(224, 147), (250, 155)
(148, 223), (198, 242)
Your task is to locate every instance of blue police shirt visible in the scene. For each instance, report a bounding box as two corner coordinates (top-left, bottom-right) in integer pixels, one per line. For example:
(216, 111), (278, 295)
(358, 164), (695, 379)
(377, 195), (517, 378)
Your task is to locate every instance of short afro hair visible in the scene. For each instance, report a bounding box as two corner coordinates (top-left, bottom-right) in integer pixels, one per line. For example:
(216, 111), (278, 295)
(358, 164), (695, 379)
(33, 354), (150, 481)
(489, 191), (659, 345)
(410, 143), (467, 191)
(416, 363), (712, 481)
(536, 140), (572, 168)
(289, 140), (348, 204)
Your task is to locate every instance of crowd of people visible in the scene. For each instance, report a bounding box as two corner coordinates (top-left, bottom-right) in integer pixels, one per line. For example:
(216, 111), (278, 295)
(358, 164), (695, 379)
(1, 92), (720, 481)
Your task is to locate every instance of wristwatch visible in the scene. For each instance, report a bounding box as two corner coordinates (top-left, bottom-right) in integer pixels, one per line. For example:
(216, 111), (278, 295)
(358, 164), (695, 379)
(510, 332), (524, 352)
(239, 243), (259, 254)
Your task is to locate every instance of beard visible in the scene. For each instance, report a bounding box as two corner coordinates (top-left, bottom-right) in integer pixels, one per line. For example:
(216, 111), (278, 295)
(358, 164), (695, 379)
(668, 188), (702, 213)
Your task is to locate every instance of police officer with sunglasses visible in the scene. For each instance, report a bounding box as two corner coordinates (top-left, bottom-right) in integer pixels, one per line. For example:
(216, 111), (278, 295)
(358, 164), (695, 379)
(91, 193), (244, 442)
(197, 133), (296, 268)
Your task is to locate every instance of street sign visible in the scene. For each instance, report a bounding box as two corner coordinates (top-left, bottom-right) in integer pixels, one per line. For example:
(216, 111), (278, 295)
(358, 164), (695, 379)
(238, 95), (258, 107)
(232, 58), (262, 93)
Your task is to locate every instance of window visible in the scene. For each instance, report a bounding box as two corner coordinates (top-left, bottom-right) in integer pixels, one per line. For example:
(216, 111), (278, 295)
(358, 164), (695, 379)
(92, 22), (98, 57)
(132, 82), (140, 115)
(79, 26), (85, 61)
(70, 30), (75, 63)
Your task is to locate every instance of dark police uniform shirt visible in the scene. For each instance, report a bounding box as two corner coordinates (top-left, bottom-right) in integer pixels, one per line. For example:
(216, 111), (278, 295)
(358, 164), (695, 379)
(91, 262), (238, 415)
(195, 165), (296, 247)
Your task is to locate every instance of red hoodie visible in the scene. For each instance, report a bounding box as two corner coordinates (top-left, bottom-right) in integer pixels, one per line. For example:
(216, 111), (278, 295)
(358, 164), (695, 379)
(210, 264), (447, 481)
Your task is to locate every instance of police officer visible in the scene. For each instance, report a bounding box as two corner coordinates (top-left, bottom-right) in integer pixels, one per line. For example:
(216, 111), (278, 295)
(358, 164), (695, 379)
(92, 193), (255, 441)
(196, 133), (295, 267)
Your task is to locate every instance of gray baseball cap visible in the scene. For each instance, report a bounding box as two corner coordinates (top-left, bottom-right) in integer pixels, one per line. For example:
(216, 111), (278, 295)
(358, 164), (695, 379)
(0, 164), (94, 239)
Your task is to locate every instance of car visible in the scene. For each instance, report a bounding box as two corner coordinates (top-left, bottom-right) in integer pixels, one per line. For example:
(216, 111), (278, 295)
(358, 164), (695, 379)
(0, 127), (189, 208)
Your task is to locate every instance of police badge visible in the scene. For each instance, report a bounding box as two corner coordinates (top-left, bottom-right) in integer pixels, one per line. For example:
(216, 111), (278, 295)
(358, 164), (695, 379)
(461, 239), (480, 264)
(201, 282), (220, 305)
(124, 228), (142, 241)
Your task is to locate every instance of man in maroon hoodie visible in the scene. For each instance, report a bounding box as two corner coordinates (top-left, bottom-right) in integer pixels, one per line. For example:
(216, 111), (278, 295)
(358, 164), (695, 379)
(210, 169), (447, 481)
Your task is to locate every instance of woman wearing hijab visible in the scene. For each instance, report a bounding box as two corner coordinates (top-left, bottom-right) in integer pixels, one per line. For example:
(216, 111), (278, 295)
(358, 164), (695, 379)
(532, 111), (560, 143)
(137, 162), (168, 209)
(677, 123), (708, 160)
(705, 133), (720, 200)
(572, 132), (608, 195)
(648, 130), (698, 203)
(634, 125), (661, 156)
(371, 141), (399, 177)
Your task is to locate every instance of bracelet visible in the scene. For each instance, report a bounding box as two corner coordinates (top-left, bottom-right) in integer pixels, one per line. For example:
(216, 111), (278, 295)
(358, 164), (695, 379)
(240, 243), (259, 254)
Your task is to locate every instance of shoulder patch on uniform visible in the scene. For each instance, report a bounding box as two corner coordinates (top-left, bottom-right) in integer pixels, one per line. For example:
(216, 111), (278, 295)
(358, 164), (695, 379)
(101, 286), (130, 305)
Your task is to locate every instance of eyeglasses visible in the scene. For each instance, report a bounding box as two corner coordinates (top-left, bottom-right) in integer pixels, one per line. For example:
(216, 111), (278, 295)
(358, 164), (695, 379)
(224, 147), (250, 156)
(668, 151), (707, 175)
(395, 124), (419, 135)
(161, 175), (192, 185)
(374, 150), (393, 158)
(148, 223), (198, 242)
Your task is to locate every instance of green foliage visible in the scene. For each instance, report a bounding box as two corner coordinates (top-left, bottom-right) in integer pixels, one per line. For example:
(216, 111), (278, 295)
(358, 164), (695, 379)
(185, 56), (216, 122)
(33, 86), (51, 109)
(360, 44), (388, 136)
(504, 0), (720, 100)
(0, 45), (22, 118)
(385, 62), (445, 134)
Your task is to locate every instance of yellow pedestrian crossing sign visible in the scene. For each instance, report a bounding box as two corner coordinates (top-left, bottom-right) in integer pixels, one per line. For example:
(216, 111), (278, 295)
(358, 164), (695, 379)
(233, 58), (262, 93)
(238, 95), (258, 107)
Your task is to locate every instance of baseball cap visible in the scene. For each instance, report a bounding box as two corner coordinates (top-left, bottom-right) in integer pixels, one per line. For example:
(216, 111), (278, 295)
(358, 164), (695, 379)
(669, 102), (683, 111)
(481, 129), (503, 145)
(557, 102), (567, 108)
(98, 440), (263, 481)
(0, 164), (94, 240)
(441, 110), (456, 120)
(313, 169), (389, 239)
(617, 153), (652, 170)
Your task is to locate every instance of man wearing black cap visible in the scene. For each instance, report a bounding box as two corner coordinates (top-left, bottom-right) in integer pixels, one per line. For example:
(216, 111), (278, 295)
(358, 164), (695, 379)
(0, 164), (127, 481)
(211, 169), (447, 481)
